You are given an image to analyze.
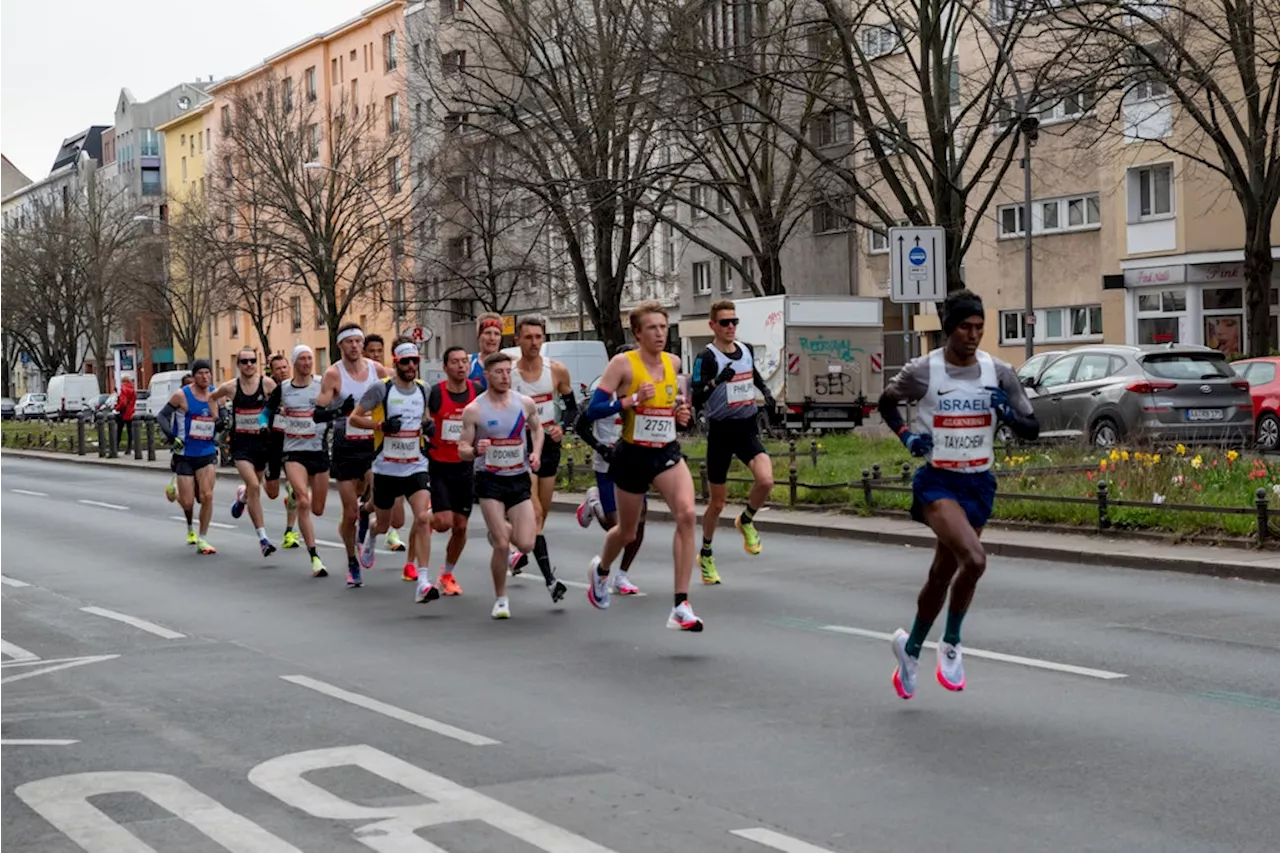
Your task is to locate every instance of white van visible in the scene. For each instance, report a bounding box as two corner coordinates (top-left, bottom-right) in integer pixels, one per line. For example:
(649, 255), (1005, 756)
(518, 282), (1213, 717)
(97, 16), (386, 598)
(43, 374), (101, 420)
(147, 370), (191, 418)
(500, 340), (610, 397)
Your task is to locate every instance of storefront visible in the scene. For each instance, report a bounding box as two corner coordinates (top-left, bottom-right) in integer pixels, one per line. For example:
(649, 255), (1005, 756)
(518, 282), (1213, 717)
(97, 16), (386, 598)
(1120, 258), (1280, 357)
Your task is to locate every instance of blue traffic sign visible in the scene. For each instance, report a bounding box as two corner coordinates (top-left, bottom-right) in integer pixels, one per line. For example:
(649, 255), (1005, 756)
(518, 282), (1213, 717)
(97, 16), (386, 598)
(908, 246), (927, 265)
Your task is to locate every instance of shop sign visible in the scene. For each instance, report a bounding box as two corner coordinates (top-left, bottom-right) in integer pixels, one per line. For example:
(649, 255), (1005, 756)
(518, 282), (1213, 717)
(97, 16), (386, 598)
(1123, 265), (1185, 287)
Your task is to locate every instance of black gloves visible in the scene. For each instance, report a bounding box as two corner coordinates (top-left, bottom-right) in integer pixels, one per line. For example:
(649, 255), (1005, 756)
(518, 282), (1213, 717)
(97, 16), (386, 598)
(716, 364), (736, 385)
(381, 415), (403, 435)
(339, 395), (356, 415)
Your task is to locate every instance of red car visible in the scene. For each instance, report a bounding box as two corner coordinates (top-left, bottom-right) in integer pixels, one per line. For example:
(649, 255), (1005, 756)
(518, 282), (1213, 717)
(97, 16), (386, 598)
(1233, 356), (1280, 450)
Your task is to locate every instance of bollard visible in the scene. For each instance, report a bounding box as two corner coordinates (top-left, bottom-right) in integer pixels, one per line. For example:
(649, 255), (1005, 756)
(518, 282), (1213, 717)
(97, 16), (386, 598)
(1256, 487), (1269, 546)
(861, 468), (873, 507)
(134, 423), (143, 460)
(77, 418), (87, 456)
(1097, 481), (1110, 531)
(789, 462), (798, 507)
(96, 420), (107, 457)
(566, 452), (575, 484)
(146, 420), (156, 461)
(107, 419), (118, 459)
(872, 463), (882, 480)
(810, 439), (818, 467)
(788, 438), (797, 471)
(901, 461), (912, 483)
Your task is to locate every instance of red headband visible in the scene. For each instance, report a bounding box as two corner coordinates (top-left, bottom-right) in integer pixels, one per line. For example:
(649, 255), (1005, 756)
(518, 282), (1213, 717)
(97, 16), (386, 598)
(479, 318), (502, 332)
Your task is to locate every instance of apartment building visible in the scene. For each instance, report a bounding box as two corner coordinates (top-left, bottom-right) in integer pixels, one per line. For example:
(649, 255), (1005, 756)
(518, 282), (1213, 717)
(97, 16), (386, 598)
(112, 81), (213, 220)
(206, 0), (409, 380)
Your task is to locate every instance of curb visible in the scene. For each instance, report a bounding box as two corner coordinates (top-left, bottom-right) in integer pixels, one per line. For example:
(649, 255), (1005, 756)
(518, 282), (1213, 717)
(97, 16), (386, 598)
(7, 449), (1277, 583)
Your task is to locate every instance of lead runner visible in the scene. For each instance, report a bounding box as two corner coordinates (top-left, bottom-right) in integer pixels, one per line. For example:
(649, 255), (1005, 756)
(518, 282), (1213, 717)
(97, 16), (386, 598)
(876, 289), (1039, 698)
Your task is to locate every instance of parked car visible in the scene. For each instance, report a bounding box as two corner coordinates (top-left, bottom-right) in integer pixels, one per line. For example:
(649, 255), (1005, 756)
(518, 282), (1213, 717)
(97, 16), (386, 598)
(1018, 344), (1252, 447)
(79, 394), (118, 423)
(1232, 356), (1280, 450)
(1, 397), (15, 420)
(1016, 350), (1066, 384)
(14, 393), (46, 420)
(43, 374), (100, 420)
(133, 389), (152, 419)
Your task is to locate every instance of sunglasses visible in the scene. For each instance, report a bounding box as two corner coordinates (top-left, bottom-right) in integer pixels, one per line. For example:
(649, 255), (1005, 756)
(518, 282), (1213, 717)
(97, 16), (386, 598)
(397, 357), (421, 366)
(716, 318), (740, 327)
(239, 358), (257, 365)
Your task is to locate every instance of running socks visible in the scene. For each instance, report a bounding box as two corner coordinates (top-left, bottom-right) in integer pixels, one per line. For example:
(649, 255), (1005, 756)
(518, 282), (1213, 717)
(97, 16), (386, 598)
(255, 527), (267, 539)
(445, 562), (456, 575)
(905, 616), (934, 659)
(532, 535), (556, 584)
(700, 537), (714, 557)
(739, 504), (759, 526)
(307, 546), (319, 560)
(942, 608), (966, 646)
(674, 592), (688, 607)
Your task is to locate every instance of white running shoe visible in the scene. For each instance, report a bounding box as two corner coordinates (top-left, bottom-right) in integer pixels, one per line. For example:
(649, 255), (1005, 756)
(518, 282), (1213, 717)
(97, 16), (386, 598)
(891, 628), (919, 700)
(936, 641), (965, 691)
(587, 556), (610, 609)
(358, 530), (377, 569)
(576, 487), (599, 528)
(666, 601), (704, 632)
(415, 579), (440, 604)
(509, 547), (524, 575)
(611, 570), (640, 595)
(491, 597), (511, 619)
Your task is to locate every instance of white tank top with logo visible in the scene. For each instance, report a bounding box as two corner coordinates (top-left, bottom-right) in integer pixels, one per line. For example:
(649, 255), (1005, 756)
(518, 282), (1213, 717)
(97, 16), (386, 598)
(514, 360), (557, 429)
(336, 359), (379, 443)
(702, 344), (757, 421)
(913, 349), (997, 473)
(280, 378), (324, 453)
(372, 380), (428, 477)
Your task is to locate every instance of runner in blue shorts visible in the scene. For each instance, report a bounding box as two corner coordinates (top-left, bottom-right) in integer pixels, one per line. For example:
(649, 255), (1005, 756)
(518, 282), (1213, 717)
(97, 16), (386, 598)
(876, 289), (1038, 699)
(574, 345), (645, 596)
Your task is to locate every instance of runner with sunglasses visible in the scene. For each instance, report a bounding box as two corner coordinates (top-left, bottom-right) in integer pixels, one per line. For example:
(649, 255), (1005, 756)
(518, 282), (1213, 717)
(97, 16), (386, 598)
(356, 333), (409, 562)
(690, 300), (776, 584)
(266, 354), (301, 549)
(210, 347), (278, 556)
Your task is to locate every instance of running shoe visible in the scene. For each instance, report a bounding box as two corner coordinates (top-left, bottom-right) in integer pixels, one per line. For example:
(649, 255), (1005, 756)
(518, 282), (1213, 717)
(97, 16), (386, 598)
(491, 597), (511, 619)
(891, 628), (919, 700)
(196, 537), (216, 555)
(576, 487), (599, 528)
(230, 485), (247, 519)
(358, 531), (377, 569)
(587, 556), (610, 610)
(281, 530), (301, 549)
(699, 553), (721, 585)
(666, 601), (704, 632)
(936, 641), (965, 692)
(438, 571), (462, 595)
(185, 529), (198, 546)
(415, 579), (440, 604)
(311, 556), (328, 578)
(735, 516), (762, 555)
(402, 563), (419, 583)
(165, 479), (178, 503)
(346, 566), (363, 588)
(386, 528), (405, 551)
(284, 484), (298, 512)
(547, 577), (568, 603)
(260, 538), (277, 558)
(611, 571), (640, 595)
(509, 548), (525, 576)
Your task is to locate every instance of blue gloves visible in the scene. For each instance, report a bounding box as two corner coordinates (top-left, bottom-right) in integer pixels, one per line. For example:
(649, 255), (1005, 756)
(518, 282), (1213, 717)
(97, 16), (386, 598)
(899, 430), (933, 457)
(986, 385), (1014, 422)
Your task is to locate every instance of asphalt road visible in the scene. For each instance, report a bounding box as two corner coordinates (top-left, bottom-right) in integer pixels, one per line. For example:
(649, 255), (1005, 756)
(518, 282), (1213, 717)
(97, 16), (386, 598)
(2, 456), (1279, 853)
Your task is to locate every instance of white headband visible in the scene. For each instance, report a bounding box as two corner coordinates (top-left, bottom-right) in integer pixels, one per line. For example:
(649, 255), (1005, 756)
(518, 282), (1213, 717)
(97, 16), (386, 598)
(337, 327), (364, 344)
(393, 343), (418, 359)
(292, 344), (313, 363)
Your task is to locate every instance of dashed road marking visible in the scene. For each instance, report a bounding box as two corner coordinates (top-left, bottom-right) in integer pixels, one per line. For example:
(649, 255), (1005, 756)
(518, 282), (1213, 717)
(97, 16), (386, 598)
(11, 489), (49, 497)
(80, 607), (186, 639)
(78, 499), (128, 511)
(280, 674), (500, 746)
(820, 625), (1128, 680)
(1, 639), (39, 662)
(168, 517), (237, 530)
(1, 739), (79, 747)
(0, 575), (31, 587)
(732, 828), (842, 852)
(510, 573), (648, 597)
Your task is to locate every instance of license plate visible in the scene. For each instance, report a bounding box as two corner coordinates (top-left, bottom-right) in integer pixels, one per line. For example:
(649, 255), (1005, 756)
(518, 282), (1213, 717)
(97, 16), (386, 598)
(1185, 408), (1224, 421)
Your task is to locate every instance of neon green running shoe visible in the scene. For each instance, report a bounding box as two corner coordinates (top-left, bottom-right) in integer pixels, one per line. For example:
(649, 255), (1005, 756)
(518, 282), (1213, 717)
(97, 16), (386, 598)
(385, 528), (405, 551)
(281, 530), (301, 549)
(311, 555), (328, 578)
(185, 529), (198, 546)
(736, 516), (762, 555)
(165, 479), (178, 503)
(699, 553), (721, 585)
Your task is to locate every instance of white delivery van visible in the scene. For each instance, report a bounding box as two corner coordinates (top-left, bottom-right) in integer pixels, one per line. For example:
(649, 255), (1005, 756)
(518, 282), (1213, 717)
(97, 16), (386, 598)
(147, 370), (191, 418)
(500, 340), (610, 396)
(43, 374), (101, 420)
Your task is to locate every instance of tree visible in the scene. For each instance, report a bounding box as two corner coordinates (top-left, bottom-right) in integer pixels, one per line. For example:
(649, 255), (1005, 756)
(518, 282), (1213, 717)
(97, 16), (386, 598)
(213, 73), (415, 355)
(134, 193), (221, 364)
(1046, 0), (1280, 355)
(421, 0), (680, 352)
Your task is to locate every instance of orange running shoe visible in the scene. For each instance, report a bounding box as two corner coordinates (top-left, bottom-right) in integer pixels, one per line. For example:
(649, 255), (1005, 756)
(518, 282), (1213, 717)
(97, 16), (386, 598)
(401, 563), (418, 582)
(438, 572), (463, 596)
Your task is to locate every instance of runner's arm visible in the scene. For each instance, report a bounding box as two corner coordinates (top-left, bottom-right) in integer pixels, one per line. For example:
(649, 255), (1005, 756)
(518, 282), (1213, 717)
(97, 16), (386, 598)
(157, 390), (186, 439)
(583, 354), (636, 423)
(992, 364), (1039, 441)
(689, 349), (722, 409)
(349, 383), (386, 432)
(574, 409), (606, 454)
(877, 357), (927, 437)
(457, 405), (479, 461)
(526, 397), (545, 462)
(207, 379), (234, 404)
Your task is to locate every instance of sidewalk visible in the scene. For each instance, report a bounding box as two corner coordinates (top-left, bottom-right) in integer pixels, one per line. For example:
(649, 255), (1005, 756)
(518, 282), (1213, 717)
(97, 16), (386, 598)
(5, 447), (1277, 582)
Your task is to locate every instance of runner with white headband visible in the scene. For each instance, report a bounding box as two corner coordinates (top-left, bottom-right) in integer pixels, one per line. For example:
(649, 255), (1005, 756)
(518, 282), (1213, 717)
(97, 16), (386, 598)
(313, 323), (391, 588)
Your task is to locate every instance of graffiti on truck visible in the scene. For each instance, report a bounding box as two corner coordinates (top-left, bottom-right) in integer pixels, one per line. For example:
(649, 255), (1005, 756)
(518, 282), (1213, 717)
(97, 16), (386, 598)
(797, 336), (866, 362)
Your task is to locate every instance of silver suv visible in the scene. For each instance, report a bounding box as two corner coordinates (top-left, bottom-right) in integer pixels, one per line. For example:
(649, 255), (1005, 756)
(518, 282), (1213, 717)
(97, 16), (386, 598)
(1018, 344), (1252, 447)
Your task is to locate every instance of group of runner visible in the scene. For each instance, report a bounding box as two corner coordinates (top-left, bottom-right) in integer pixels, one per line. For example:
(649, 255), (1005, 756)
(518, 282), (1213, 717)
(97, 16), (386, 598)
(154, 289), (1036, 691)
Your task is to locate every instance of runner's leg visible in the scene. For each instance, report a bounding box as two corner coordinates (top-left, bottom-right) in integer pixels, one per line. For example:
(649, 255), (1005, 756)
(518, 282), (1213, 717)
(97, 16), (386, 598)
(735, 451), (773, 555)
(530, 474), (558, 585)
(338, 478), (362, 567)
(177, 473), (196, 540)
(285, 462), (316, 548)
(310, 470), (329, 516)
(620, 502), (646, 573)
(651, 460), (697, 598)
(408, 490), (432, 582)
(480, 498), (510, 600)
(195, 464), (216, 537)
(235, 460), (266, 531)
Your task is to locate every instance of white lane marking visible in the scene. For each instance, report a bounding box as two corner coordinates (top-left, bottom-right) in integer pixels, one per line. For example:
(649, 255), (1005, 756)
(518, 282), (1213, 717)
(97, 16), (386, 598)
(78, 499), (128, 511)
(1, 739), (79, 747)
(0, 575), (31, 587)
(820, 625), (1127, 680)
(1, 655), (120, 684)
(512, 574), (648, 597)
(167, 516), (237, 530)
(80, 607), (186, 640)
(1, 639), (39, 662)
(731, 828), (841, 852)
(315, 538), (398, 556)
(280, 675), (500, 746)
(11, 488), (49, 497)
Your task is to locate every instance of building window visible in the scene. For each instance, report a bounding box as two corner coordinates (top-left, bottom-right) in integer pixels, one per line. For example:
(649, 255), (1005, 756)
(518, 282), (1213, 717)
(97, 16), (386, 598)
(688, 186), (707, 219)
(946, 56), (960, 109)
(141, 168), (162, 196)
(180, 134), (186, 148)
(1202, 287), (1244, 358)
(305, 67), (318, 101)
(443, 50), (465, 74)
(283, 77), (294, 112)
(444, 112), (468, 133)
(719, 258), (734, 293)
(384, 32), (398, 72)
(230, 310), (239, 338)
(205, 129), (211, 150)
(441, 0), (464, 17)
(390, 218), (404, 258)
(386, 94), (400, 132)
(141, 129), (160, 156)
(869, 227), (889, 254)
(223, 156), (233, 187)
(1128, 43), (1169, 102)
(307, 124), (320, 159)
(447, 236), (472, 262)
(316, 347), (327, 370)
(815, 109), (852, 146)
(1136, 287), (1186, 345)
(291, 297), (303, 332)
(1131, 163), (1173, 219)
(221, 106), (231, 132)
(316, 300), (326, 329)
(812, 198), (848, 234)
(865, 125), (902, 159)
(999, 305), (1104, 345)
(997, 193), (1101, 238)
(191, 135), (196, 156)
(351, 79), (360, 116)
(717, 189), (731, 215)
(1038, 87), (1095, 124)
(181, 157), (188, 182)
(861, 25), (898, 58)
(388, 157), (403, 193)
(740, 255), (755, 289)
(693, 261), (712, 294)
(663, 221), (677, 273)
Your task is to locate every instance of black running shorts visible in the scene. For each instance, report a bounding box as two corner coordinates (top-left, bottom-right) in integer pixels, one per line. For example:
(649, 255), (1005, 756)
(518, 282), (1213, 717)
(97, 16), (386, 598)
(373, 470), (431, 510)
(705, 418), (767, 485)
(475, 471), (532, 510)
(429, 460), (474, 517)
(283, 450), (330, 477)
(611, 441), (685, 495)
(174, 453), (218, 478)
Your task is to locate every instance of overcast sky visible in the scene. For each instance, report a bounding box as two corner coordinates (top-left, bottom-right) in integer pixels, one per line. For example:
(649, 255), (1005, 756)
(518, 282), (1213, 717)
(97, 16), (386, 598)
(1, 0), (369, 181)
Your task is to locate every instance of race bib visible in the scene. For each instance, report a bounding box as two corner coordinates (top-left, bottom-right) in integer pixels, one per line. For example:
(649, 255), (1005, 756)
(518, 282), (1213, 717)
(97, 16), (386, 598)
(930, 395), (994, 470)
(384, 431), (422, 464)
(532, 393), (556, 427)
(440, 416), (464, 443)
(484, 438), (525, 471)
(345, 423), (374, 440)
(632, 407), (675, 446)
(188, 416), (216, 440)
(281, 408), (316, 439)
(725, 373), (754, 407)
(234, 409), (264, 433)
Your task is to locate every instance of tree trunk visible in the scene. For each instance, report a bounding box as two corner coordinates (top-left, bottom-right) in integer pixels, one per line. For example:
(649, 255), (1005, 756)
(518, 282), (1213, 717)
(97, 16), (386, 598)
(1244, 234), (1275, 357)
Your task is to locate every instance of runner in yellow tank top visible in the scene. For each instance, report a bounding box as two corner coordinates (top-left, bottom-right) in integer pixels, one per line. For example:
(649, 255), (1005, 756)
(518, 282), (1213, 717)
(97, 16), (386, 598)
(579, 301), (704, 632)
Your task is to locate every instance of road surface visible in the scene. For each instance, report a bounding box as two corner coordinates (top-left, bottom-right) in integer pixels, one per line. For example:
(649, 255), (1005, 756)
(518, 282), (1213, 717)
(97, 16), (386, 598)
(2, 456), (1278, 852)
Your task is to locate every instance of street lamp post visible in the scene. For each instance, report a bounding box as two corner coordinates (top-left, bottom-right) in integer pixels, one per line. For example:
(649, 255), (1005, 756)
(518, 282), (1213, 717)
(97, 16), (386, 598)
(302, 162), (403, 337)
(134, 214), (213, 374)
